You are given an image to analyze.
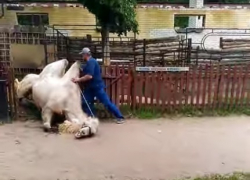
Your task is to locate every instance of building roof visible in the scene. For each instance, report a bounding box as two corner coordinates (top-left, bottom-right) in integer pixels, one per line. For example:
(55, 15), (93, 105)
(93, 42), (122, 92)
(5, 0), (250, 4)
(5, 0), (250, 9)
(5, 2), (250, 9)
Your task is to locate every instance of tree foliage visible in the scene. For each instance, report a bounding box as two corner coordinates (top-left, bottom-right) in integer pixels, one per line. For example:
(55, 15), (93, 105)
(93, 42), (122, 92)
(77, 0), (139, 36)
(137, 0), (250, 3)
(7, 0), (250, 4)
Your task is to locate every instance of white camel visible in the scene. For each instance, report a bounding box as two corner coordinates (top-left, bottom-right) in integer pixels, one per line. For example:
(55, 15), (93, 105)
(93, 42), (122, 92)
(15, 59), (99, 138)
(15, 59), (68, 100)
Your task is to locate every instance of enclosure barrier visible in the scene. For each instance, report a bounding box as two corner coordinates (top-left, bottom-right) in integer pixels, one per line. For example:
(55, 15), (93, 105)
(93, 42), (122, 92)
(2, 63), (250, 121)
(68, 35), (189, 66)
(0, 80), (9, 123)
(102, 64), (250, 112)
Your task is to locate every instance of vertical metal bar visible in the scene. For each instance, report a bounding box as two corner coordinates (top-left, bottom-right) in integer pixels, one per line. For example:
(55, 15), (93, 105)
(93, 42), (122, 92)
(133, 38), (136, 67)
(143, 39), (146, 66)
(43, 41), (48, 65)
(187, 38), (192, 64)
(0, 80), (10, 123)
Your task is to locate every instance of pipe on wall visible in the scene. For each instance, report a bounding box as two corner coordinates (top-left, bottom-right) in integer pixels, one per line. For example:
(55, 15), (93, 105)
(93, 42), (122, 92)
(0, 3), (4, 18)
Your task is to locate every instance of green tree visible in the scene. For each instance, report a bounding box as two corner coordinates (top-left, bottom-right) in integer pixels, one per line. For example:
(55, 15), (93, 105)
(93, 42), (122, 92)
(77, 0), (139, 65)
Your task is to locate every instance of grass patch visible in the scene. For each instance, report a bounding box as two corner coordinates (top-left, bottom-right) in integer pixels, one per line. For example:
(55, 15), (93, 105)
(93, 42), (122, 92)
(132, 107), (161, 119)
(118, 105), (250, 119)
(186, 173), (250, 180)
(177, 106), (250, 117)
(17, 101), (250, 121)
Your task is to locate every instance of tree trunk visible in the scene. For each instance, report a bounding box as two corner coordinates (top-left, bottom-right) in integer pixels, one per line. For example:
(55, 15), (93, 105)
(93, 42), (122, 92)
(101, 27), (110, 66)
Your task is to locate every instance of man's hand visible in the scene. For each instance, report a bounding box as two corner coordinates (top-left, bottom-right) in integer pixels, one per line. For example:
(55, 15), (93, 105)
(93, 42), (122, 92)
(72, 75), (92, 83)
(71, 77), (80, 83)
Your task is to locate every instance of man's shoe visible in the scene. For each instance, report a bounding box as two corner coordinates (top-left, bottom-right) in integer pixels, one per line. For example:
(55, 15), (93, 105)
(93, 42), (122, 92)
(116, 119), (125, 124)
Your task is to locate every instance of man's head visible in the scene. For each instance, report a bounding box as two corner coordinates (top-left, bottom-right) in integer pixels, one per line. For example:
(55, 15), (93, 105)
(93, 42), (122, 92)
(79, 47), (91, 61)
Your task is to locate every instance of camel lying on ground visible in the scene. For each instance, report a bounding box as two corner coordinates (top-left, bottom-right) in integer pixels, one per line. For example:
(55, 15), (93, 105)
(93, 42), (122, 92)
(15, 59), (99, 138)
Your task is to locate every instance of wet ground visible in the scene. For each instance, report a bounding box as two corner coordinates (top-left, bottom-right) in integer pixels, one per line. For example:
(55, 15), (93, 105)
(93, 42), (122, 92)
(0, 116), (250, 180)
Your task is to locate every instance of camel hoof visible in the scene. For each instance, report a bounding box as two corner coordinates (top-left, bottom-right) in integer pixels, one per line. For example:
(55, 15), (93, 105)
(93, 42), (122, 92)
(43, 122), (51, 132)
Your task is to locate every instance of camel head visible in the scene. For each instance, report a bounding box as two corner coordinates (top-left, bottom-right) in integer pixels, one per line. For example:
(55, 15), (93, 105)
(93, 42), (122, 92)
(58, 116), (99, 136)
(15, 74), (39, 99)
(39, 59), (69, 79)
(63, 61), (81, 80)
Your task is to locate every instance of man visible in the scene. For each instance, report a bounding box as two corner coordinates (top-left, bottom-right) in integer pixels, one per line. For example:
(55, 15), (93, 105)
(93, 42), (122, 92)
(72, 47), (125, 124)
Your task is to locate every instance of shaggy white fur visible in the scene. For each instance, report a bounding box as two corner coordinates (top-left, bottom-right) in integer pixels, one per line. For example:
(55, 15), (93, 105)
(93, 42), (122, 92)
(15, 59), (100, 138)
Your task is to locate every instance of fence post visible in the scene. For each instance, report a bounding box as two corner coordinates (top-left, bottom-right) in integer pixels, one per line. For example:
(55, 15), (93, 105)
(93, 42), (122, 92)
(133, 38), (136, 67)
(130, 67), (136, 110)
(161, 53), (165, 66)
(43, 41), (48, 65)
(196, 46), (199, 65)
(143, 39), (146, 66)
(65, 37), (70, 61)
(187, 38), (192, 64)
(0, 80), (9, 123)
(219, 37), (223, 49)
(10, 67), (17, 119)
(215, 64), (222, 108)
(142, 39), (146, 97)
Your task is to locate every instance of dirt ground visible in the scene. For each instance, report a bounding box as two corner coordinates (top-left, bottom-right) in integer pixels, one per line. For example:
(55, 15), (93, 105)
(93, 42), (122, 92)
(1, 116), (250, 180)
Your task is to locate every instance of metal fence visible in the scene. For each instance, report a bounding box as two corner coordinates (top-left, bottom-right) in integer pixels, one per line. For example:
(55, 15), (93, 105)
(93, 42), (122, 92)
(67, 35), (189, 66)
(0, 26), (68, 121)
(185, 28), (250, 65)
(3, 26), (250, 121)
(102, 64), (250, 111)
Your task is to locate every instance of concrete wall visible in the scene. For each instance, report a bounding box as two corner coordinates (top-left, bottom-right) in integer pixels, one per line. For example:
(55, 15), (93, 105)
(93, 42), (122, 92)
(2, 4), (250, 49)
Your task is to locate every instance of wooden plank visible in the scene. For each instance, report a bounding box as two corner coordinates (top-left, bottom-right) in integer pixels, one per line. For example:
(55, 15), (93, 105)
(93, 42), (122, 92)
(104, 66), (109, 97)
(190, 66), (196, 106)
(172, 73), (178, 110)
(120, 66), (125, 105)
(224, 65), (231, 108)
(144, 73), (148, 107)
(229, 66), (237, 109)
(161, 73), (167, 111)
(212, 65), (220, 110)
(111, 66), (115, 104)
(178, 71), (184, 109)
(132, 68), (136, 111)
(196, 66), (202, 108)
(218, 65), (225, 109)
(246, 65), (250, 107)
(150, 73), (154, 107)
(163, 73), (169, 111)
(156, 72), (161, 109)
(235, 65), (242, 106)
(202, 65), (208, 109)
(127, 66), (132, 108)
(115, 65), (119, 107)
(138, 72), (143, 109)
(184, 71), (190, 106)
(240, 65), (248, 107)
(101, 66), (107, 107)
(169, 73), (174, 111)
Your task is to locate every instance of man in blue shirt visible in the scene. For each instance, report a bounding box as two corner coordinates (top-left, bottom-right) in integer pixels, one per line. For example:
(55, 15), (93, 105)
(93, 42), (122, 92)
(72, 47), (125, 124)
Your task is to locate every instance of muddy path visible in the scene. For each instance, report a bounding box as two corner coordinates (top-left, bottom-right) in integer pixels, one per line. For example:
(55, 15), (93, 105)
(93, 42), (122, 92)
(0, 116), (250, 180)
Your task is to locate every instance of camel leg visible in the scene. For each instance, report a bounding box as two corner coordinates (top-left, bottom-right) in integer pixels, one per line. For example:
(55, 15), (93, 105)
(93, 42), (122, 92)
(64, 111), (81, 124)
(42, 107), (53, 131)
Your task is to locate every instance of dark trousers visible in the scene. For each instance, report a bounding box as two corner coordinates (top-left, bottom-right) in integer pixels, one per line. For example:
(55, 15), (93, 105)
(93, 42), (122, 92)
(82, 88), (124, 119)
